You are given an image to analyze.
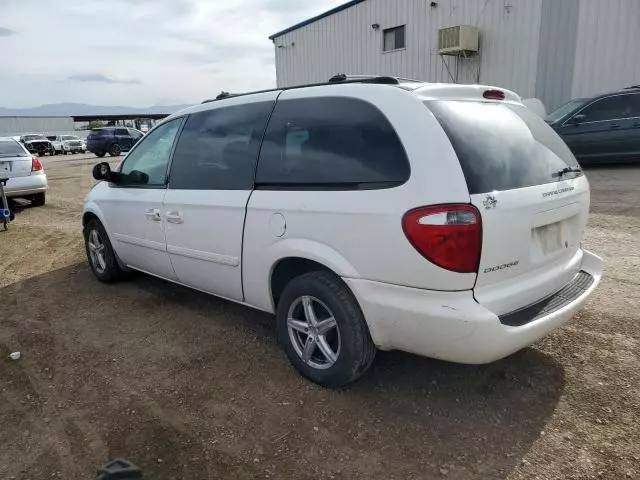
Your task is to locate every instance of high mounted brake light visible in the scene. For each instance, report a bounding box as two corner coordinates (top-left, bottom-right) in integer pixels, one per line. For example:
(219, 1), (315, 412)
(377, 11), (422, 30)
(483, 89), (506, 100)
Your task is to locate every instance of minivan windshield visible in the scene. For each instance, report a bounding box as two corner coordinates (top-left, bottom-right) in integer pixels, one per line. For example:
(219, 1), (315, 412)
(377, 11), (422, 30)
(545, 98), (588, 123)
(427, 100), (582, 195)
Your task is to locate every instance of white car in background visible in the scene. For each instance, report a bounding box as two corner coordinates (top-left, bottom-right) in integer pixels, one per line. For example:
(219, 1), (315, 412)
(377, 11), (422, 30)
(0, 137), (48, 206)
(82, 76), (602, 387)
(47, 134), (86, 155)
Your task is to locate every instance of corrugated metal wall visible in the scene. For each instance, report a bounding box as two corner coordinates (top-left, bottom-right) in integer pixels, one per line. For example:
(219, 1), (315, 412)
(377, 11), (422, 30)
(273, 0), (640, 109)
(571, 0), (640, 99)
(535, 0), (580, 110)
(0, 117), (75, 136)
(273, 0), (543, 99)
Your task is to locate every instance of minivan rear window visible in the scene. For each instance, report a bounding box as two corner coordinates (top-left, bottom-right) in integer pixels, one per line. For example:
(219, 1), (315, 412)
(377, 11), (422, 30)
(427, 100), (581, 195)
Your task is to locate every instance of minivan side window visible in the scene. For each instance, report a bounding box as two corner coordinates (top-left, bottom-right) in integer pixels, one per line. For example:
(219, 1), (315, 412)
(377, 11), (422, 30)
(115, 128), (129, 136)
(168, 102), (274, 190)
(575, 94), (636, 123)
(118, 118), (183, 186)
(256, 97), (409, 189)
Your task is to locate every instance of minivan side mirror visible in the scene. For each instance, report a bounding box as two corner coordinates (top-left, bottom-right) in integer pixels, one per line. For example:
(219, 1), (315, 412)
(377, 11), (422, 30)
(92, 162), (149, 185)
(569, 114), (586, 125)
(92, 162), (112, 181)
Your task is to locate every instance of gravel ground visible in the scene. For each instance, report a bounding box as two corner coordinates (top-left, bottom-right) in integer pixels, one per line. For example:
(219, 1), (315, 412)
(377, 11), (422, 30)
(0, 154), (638, 479)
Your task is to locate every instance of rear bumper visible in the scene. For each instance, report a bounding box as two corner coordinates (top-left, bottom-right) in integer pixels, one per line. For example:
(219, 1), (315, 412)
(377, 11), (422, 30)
(345, 249), (603, 364)
(4, 173), (48, 197)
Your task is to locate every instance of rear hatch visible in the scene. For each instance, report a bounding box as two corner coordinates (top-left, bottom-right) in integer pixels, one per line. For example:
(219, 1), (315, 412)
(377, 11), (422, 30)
(427, 98), (589, 315)
(0, 139), (33, 179)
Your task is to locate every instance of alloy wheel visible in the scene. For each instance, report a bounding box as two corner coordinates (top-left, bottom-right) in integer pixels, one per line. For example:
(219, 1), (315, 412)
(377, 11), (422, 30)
(287, 295), (341, 370)
(87, 229), (107, 274)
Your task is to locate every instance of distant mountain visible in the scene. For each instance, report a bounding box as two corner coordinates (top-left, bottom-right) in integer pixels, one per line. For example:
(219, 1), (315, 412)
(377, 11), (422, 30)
(0, 102), (192, 117)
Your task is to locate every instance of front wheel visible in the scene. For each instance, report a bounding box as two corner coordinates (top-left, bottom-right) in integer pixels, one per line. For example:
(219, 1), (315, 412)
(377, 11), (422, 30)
(277, 271), (376, 387)
(83, 219), (126, 283)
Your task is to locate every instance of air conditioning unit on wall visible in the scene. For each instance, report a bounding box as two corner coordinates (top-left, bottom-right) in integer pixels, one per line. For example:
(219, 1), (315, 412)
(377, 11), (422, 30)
(438, 25), (479, 56)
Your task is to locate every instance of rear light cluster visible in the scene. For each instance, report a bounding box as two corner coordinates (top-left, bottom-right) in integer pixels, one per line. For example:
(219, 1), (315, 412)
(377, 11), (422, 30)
(402, 204), (482, 273)
(31, 156), (43, 172)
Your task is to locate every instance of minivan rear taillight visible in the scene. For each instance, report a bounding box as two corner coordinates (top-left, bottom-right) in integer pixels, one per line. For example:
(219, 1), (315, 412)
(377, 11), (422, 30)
(31, 156), (43, 172)
(402, 204), (482, 273)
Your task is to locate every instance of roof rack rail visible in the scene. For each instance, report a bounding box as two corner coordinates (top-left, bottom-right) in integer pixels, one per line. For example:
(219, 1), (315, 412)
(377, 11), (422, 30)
(328, 73), (400, 84)
(624, 85), (640, 89)
(201, 74), (422, 103)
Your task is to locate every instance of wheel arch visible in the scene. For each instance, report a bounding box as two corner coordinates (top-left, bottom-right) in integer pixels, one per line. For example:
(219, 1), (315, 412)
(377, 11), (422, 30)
(266, 240), (361, 310)
(270, 257), (336, 310)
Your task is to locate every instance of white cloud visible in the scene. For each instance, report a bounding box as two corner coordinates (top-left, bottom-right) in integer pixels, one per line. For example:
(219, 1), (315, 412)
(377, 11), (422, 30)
(0, 0), (346, 108)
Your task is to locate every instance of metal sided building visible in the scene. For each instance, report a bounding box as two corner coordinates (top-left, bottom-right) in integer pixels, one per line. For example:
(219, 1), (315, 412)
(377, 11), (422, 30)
(269, 0), (640, 110)
(0, 116), (75, 137)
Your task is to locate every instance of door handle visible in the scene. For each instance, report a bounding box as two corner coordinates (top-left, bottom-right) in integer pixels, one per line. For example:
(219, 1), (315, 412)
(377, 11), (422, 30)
(610, 123), (621, 129)
(144, 208), (161, 221)
(165, 211), (184, 224)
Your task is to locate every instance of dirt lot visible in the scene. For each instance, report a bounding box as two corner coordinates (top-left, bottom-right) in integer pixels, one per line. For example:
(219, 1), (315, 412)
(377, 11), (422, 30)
(1, 154), (639, 480)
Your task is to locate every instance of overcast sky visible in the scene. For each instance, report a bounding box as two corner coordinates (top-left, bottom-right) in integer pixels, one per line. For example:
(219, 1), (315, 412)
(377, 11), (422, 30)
(0, 0), (344, 108)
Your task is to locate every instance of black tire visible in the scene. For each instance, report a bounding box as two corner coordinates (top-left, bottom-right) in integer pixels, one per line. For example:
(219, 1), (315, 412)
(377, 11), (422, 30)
(95, 151), (106, 158)
(109, 143), (121, 157)
(31, 192), (45, 207)
(276, 271), (376, 387)
(62, 150), (67, 155)
(83, 219), (125, 283)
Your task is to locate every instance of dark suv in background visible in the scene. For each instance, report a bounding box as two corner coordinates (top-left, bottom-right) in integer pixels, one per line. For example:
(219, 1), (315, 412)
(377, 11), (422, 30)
(546, 86), (640, 165)
(86, 127), (144, 157)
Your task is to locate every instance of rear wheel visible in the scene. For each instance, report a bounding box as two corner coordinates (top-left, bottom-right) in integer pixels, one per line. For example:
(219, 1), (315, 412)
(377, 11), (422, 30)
(95, 151), (106, 158)
(31, 192), (45, 207)
(83, 219), (125, 283)
(276, 271), (376, 387)
(109, 143), (121, 157)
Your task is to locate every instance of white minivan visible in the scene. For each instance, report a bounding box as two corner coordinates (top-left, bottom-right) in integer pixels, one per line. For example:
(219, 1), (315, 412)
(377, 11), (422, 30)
(83, 76), (602, 387)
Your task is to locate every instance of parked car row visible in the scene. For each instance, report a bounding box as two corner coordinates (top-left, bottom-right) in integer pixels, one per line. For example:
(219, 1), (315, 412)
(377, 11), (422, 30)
(10, 127), (145, 159)
(16, 133), (86, 156)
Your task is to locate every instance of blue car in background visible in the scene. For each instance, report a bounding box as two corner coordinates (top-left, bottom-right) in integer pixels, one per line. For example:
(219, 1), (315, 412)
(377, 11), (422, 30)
(86, 127), (144, 157)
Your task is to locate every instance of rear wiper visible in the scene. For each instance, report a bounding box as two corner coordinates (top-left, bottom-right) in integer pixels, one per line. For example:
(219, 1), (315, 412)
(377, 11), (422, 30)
(552, 167), (583, 178)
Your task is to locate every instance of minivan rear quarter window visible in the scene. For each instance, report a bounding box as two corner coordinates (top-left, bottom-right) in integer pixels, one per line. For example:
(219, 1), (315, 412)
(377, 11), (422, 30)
(427, 100), (581, 194)
(256, 97), (409, 189)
